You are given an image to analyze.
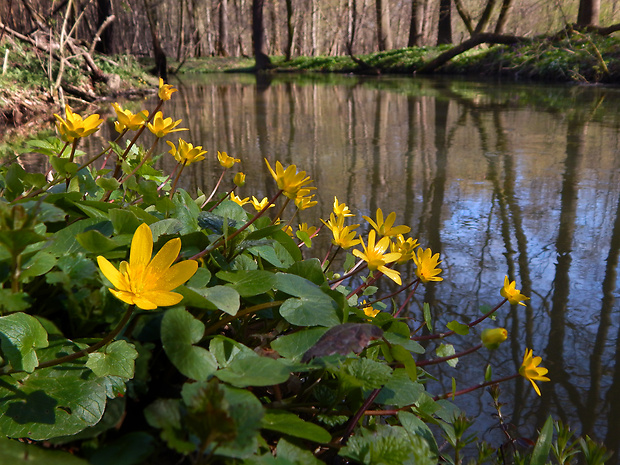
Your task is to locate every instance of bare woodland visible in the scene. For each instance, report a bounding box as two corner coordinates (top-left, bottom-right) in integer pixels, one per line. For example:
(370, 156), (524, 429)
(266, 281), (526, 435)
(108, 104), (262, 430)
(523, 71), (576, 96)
(0, 0), (618, 72)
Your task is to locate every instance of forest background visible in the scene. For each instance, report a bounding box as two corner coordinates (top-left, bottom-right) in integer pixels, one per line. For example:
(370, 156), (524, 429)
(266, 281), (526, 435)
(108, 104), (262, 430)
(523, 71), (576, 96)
(1, 0), (618, 76)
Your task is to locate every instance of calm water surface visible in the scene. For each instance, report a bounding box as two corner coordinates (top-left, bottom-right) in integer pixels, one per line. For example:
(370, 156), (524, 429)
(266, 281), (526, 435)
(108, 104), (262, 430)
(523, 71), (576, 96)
(128, 74), (620, 457)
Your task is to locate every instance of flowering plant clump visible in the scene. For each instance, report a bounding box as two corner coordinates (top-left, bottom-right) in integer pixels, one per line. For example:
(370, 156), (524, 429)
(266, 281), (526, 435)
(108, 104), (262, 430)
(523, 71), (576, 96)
(0, 79), (609, 465)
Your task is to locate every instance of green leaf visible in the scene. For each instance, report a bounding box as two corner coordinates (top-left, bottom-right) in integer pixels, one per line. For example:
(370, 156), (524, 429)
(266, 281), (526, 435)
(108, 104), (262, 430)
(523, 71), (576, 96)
(217, 270), (277, 297)
(389, 346), (418, 382)
(261, 410), (331, 443)
(423, 303), (432, 331)
(374, 369), (423, 407)
(0, 312), (49, 372)
(286, 258), (326, 286)
(20, 251), (57, 280)
(0, 438), (89, 464)
(0, 289), (31, 313)
(95, 177), (121, 191)
(275, 273), (340, 327)
(436, 343), (458, 367)
(186, 266), (212, 288)
(202, 285), (240, 316)
(76, 229), (120, 253)
(383, 331), (424, 354)
(215, 355), (291, 387)
(530, 416), (554, 465)
(338, 358), (392, 391)
(161, 307), (218, 381)
(209, 336), (256, 368)
(398, 411), (440, 459)
(46, 218), (110, 256)
(340, 424), (433, 465)
(86, 340), (138, 379)
(209, 385), (264, 459)
(0, 343), (108, 439)
(276, 438), (324, 465)
(271, 327), (327, 360)
(446, 320), (469, 335)
(109, 209), (144, 235)
(144, 399), (195, 454)
(88, 431), (156, 465)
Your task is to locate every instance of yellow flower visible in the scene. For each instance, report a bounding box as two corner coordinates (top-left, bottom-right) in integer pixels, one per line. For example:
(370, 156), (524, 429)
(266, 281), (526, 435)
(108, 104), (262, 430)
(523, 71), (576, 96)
(250, 196), (274, 211)
(298, 223), (317, 237)
(158, 77), (177, 101)
(390, 234), (420, 265)
(234, 172), (246, 187)
(333, 197), (354, 217)
(481, 328), (508, 350)
(283, 225), (293, 236)
(363, 306), (380, 318)
(111, 102), (148, 133)
(412, 247), (443, 283)
(519, 348), (550, 396)
(97, 223), (198, 310)
(295, 190), (317, 210)
(353, 230), (402, 285)
(166, 139), (207, 165)
(363, 208), (411, 237)
(218, 151), (240, 169)
(501, 276), (529, 306)
(230, 192), (250, 206)
(265, 159), (315, 200)
(147, 111), (187, 138)
(321, 213), (360, 249)
(54, 104), (103, 143)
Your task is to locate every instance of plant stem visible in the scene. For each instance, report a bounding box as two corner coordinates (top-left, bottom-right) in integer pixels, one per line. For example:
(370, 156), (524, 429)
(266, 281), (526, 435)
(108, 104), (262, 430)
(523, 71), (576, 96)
(7, 305), (136, 374)
(413, 298), (508, 341)
(189, 190), (283, 262)
(203, 301), (284, 336)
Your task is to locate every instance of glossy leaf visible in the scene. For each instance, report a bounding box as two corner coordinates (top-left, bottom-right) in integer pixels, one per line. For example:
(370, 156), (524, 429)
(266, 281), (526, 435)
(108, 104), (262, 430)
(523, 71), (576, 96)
(161, 307), (218, 381)
(86, 340), (138, 379)
(0, 312), (49, 373)
(261, 410), (331, 443)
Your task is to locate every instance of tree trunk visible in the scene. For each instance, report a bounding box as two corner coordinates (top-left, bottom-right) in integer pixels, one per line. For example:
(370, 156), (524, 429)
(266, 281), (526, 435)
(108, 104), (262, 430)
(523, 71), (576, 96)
(346, 0), (357, 53)
(270, 0), (280, 55)
(453, 0), (473, 35)
(436, 0), (452, 45)
(375, 0), (393, 51)
(284, 0), (294, 60)
(474, 0), (497, 34)
(216, 0), (229, 56)
(577, 0), (601, 27)
(95, 0), (114, 53)
(407, 0), (421, 46)
(494, 0), (514, 34)
(252, 0), (271, 70)
(143, 0), (167, 80)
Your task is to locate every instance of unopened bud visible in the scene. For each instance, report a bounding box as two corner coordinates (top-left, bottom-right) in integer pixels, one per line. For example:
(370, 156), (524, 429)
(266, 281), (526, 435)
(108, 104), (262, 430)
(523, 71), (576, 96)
(481, 328), (508, 350)
(234, 172), (246, 187)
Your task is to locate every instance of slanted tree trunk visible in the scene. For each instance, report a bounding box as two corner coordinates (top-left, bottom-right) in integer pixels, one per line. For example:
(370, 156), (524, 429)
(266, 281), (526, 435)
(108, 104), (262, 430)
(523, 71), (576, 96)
(375, 0), (392, 51)
(437, 0), (452, 45)
(577, 0), (601, 27)
(494, 0), (513, 33)
(453, 0), (474, 35)
(474, 0), (497, 34)
(252, 0), (271, 70)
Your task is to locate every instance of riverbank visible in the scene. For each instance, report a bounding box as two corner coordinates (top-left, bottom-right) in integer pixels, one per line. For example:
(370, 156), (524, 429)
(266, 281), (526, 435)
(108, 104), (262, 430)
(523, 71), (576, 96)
(1, 30), (619, 144)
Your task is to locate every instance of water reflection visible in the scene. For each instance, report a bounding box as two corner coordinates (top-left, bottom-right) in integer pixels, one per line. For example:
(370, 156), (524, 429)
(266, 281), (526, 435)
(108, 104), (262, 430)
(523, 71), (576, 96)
(121, 74), (620, 458)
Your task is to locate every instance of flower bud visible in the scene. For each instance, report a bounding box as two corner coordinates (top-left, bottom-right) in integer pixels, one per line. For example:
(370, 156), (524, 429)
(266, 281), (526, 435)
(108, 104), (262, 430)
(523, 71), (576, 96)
(234, 172), (246, 187)
(481, 328), (508, 350)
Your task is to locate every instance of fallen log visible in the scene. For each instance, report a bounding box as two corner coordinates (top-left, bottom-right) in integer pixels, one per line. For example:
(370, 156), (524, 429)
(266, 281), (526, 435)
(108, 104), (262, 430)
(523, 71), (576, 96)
(416, 32), (531, 74)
